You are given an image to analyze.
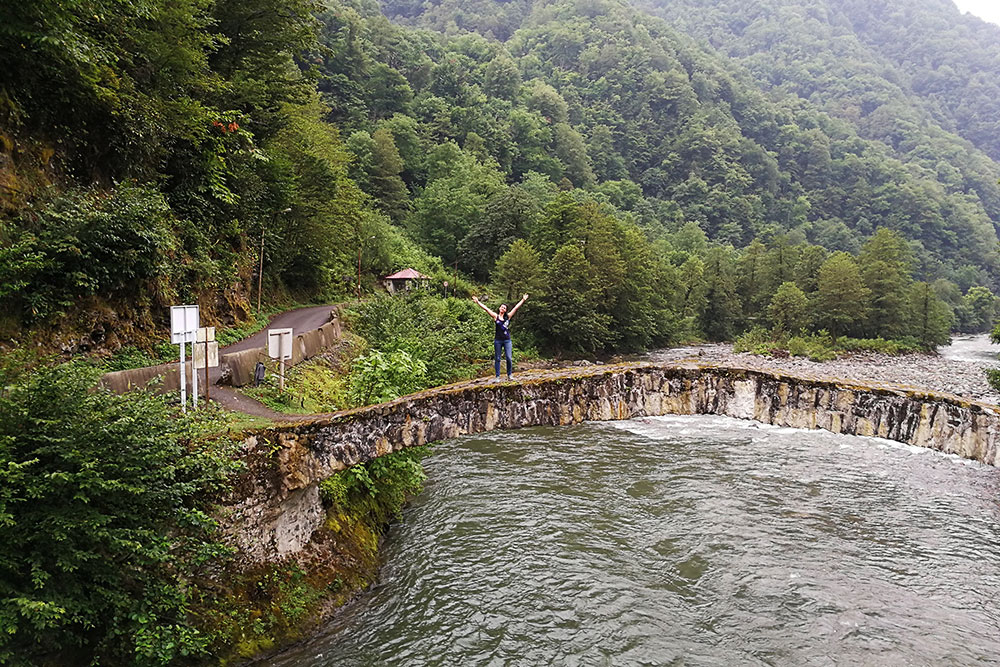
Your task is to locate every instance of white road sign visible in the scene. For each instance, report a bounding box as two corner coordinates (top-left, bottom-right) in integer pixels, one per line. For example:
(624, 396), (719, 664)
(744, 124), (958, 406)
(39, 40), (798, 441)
(193, 341), (219, 369)
(267, 328), (294, 360)
(170, 305), (200, 344)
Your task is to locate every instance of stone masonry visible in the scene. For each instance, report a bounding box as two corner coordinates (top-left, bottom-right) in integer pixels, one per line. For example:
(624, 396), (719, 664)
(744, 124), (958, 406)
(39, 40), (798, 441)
(222, 362), (1000, 564)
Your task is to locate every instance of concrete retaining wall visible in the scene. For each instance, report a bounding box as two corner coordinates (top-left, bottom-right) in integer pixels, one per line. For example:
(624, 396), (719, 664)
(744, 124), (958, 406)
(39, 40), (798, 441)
(99, 309), (343, 393)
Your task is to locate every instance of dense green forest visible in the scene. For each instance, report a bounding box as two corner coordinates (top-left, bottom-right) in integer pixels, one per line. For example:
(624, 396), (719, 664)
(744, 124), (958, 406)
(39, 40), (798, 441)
(634, 0), (1000, 243)
(1, 0), (999, 357)
(6, 0), (1000, 662)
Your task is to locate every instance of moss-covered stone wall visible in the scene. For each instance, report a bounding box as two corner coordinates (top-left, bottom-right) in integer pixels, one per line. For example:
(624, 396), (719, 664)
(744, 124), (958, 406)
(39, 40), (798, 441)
(222, 362), (1000, 564)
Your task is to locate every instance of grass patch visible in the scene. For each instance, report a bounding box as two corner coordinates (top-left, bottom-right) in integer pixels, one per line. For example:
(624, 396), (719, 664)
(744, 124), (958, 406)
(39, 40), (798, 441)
(242, 349), (355, 414)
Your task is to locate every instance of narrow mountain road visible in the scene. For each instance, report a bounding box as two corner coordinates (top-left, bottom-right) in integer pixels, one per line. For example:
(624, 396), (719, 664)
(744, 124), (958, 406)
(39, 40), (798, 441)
(192, 304), (343, 420)
(218, 304), (340, 355)
(205, 304), (340, 386)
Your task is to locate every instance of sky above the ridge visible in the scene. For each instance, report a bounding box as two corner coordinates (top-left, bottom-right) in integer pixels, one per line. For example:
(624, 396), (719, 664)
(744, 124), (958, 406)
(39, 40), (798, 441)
(953, 0), (1000, 27)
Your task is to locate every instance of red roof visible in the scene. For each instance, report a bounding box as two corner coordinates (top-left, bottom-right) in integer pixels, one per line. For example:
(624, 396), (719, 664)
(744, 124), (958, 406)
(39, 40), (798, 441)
(384, 268), (431, 280)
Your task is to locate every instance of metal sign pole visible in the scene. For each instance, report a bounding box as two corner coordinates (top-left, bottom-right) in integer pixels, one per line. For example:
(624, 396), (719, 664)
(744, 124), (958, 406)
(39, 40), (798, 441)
(279, 357), (286, 392)
(204, 338), (210, 403)
(191, 341), (198, 409)
(179, 341), (187, 413)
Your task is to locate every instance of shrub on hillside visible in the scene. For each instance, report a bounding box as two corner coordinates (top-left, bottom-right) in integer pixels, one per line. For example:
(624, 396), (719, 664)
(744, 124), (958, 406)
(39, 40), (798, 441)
(0, 361), (238, 665)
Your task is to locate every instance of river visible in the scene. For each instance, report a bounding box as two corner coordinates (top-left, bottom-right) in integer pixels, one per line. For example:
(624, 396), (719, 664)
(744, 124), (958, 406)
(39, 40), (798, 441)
(269, 415), (1000, 666)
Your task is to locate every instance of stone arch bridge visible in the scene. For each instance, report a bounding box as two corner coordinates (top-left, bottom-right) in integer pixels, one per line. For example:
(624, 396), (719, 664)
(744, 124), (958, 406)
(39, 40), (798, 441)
(225, 362), (1000, 564)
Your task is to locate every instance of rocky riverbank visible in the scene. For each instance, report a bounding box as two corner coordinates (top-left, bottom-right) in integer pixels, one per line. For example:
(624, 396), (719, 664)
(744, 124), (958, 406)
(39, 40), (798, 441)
(646, 338), (1000, 405)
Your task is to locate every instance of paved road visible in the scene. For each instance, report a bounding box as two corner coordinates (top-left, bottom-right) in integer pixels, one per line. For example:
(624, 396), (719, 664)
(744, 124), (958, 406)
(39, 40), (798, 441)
(198, 304), (339, 418)
(220, 304), (339, 355)
(201, 304), (338, 385)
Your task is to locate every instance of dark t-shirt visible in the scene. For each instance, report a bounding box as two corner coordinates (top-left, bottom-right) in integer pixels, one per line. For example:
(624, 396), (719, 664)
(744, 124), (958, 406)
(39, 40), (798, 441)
(494, 315), (511, 341)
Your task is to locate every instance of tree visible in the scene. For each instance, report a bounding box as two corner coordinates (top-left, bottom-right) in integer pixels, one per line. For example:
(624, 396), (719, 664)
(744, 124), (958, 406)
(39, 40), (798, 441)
(525, 80), (568, 123)
(553, 123), (596, 188)
(960, 286), (997, 333)
(484, 54), (521, 99)
(369, 128), (411, 221)
(813, 252), (870, 338)
(736, 239), (769, 326)
(459, 187), (537, 280)
(698, 247), (740, 341)
(409, 149), (505, 264)
(492, 239), (545, 303)
(539, 244), (612, 353)
(768, 282), (810, 336)
(858, 227), (912, 338)
(907, 282), (952, 349)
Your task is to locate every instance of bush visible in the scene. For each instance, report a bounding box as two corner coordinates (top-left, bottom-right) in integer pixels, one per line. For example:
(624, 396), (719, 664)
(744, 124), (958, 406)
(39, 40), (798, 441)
(319, 445), (431, 526)
(347, 292), (492, 392)
(245, 357), (351, 414)
(986, 369), (1000, 393)
(0, 362), (239, 665)
(733, 326), (773, 355)
(786, 331), (837, 361)
(7, 185), (179, 323)
(347, 349), (427, 406)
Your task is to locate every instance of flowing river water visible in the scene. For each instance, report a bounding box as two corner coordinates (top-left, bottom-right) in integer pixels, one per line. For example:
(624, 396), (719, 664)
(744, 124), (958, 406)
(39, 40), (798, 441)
(270, 413), (1000, 666)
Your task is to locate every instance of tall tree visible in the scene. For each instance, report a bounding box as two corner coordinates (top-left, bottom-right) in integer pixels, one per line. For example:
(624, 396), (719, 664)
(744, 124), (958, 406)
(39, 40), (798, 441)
(858, 227), (912, 337)
(906, 282), (952, 348)
(539, 244), (612, 353)
(768, 282), (810, 336)
(698, 247), (740, 341)
(459, 187), (537, 279)
(813, 252), (870, 338)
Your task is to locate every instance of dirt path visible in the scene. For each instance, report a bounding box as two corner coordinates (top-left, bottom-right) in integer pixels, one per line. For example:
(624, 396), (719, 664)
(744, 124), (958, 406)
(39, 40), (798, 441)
(210, 386), (302, 421)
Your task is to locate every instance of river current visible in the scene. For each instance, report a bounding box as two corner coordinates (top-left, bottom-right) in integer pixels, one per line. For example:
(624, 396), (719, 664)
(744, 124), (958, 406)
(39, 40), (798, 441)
(271, 415), (1000, 666)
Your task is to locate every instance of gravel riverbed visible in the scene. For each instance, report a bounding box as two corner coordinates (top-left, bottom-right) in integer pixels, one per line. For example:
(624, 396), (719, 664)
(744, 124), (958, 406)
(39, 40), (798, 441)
(646, 336), (1000, 405)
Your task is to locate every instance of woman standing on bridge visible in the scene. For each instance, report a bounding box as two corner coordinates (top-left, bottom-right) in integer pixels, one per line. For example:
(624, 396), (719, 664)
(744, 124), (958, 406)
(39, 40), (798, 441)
(472, 294), (529, 381)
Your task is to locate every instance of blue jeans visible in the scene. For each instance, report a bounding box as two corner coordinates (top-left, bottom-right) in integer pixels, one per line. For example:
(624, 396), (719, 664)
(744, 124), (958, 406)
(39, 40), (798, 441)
(494, 339), (513, 377)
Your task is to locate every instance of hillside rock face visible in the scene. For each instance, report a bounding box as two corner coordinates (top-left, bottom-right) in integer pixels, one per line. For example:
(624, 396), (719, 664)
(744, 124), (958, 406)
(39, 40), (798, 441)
(223, 363), (1000, 564)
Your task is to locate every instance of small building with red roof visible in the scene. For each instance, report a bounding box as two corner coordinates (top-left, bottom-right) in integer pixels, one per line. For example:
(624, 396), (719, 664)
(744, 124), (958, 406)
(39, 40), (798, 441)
(383, 268), (432, 294)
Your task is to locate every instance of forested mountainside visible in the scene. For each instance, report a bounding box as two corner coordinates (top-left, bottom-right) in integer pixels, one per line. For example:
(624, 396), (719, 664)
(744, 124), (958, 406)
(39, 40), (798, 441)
(373, 0), (999, 279)
(0, 0), (995, 356)
(634, 0), (1000, 233)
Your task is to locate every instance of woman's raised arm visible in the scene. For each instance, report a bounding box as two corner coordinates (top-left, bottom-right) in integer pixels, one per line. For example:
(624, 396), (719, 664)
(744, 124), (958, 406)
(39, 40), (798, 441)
(472, 296), (498, 320)
(508, 293), (529, 319)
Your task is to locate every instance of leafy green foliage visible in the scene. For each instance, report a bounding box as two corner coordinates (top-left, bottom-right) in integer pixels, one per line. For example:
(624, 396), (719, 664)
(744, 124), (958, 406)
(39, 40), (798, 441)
(813, 252), (870, 338)
(768, 282), (810, 336)
(245, 356), (351, 414)
(7, 185), (176, 323)
(0, 362), (239, 665)
(348, 292), (492, 391)
(320, 445), (430, 526)
(985, 369), (1000, 394)
(348, 349), (428, 406)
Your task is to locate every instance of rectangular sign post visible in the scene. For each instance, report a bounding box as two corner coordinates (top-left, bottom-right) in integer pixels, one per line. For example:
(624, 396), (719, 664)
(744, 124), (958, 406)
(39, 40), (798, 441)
(170, 305), (200, 412)
(267, 328), (294, 392)
(195, 327), (218, 402)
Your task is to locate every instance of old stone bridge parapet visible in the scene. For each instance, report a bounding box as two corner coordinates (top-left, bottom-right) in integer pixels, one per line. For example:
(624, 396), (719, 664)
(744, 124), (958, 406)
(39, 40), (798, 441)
(223, 362), (1000, 564)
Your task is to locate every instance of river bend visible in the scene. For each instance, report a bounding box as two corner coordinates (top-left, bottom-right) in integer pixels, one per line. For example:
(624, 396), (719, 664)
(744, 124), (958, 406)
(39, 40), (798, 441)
(271, 415), (1000, 666)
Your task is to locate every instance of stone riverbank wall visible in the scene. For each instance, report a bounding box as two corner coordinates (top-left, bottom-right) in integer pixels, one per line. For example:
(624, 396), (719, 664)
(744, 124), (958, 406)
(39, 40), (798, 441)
(225, 362), (1000, 564)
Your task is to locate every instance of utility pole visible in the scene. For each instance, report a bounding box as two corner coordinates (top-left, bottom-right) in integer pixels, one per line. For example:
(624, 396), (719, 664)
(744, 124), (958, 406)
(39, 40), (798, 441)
(257, 224), (265, 315)
(258, 208), (291, 315)
(357, 235), (374, 301)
